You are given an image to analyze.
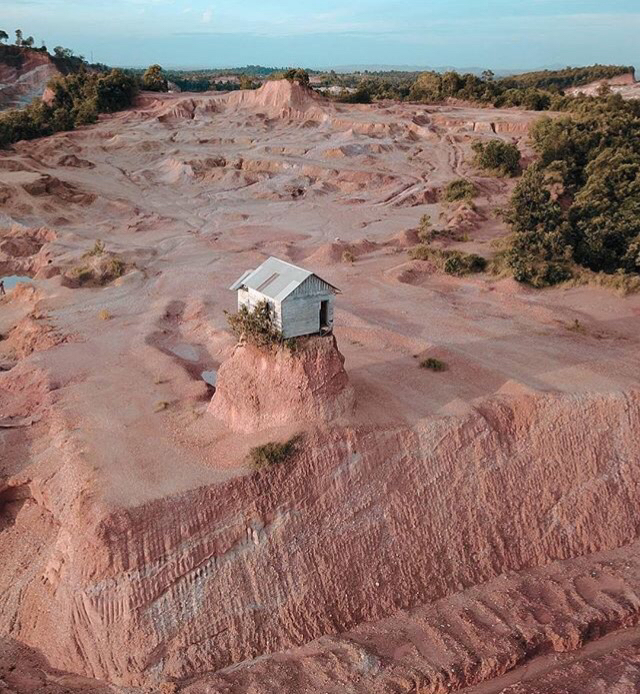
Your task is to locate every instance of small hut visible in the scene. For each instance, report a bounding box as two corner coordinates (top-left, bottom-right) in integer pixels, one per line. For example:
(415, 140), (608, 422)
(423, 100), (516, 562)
(230, 257), (339, 339)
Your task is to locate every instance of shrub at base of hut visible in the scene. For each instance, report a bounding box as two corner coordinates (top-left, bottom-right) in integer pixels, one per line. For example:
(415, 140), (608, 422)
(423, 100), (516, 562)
(226, 300), (284, 348)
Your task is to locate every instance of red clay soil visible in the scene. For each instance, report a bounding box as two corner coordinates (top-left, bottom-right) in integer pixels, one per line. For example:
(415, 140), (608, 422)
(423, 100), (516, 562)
(210, 335), (355, 431)
(0, 81), (639, 692)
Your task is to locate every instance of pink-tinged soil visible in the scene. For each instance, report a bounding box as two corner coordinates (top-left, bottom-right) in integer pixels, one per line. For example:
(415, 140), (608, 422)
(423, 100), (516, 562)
(0, 81), (639, 692)
(0, 50), (61, 111)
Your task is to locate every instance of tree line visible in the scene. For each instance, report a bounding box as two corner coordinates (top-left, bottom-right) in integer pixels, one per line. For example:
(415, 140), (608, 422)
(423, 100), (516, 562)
(500, 94), (640, 287)
(335, 64), (635, 110)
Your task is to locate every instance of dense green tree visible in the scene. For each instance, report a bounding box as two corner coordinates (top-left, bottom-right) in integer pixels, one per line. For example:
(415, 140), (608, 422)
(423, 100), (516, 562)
(0, 68), (137, 149)
(283, 68), (310, 86)
(53, 46), (74, 60)
(440, 71), (463, 98)
(409, 71), (442, 102)
(472, 140), (521, 177)
(141, 64), (169, 92)
(502, 96), (640, 285)
(569, 147), (640, 272)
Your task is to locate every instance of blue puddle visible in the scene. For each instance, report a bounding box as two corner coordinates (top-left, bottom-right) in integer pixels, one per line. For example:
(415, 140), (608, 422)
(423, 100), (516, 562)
(1, 276), (33, 291)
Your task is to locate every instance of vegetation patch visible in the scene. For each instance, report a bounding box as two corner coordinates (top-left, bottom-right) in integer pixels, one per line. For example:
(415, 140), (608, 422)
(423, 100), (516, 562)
(0, 68), (138, 149)
(333, 65), (634, 110)
(443, 179), (477, 202)
(67, 253), (126, 287)
(472, 140), (521, 177)
(141, 64), (168, 92)
(226, 299), (284, 348)
(566, 319), (587, 335)
(409, 245), (487, 275)
(248, 435), (300, 470)
(342, 249), (355, 264)
(85, 240), (105, 257)
(420, 357), (447, 371)
(498, 97), (640, 288)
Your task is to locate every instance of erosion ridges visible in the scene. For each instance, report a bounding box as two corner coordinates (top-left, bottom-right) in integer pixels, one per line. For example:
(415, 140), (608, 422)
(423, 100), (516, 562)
(6, 389), (639, 685)
(0, 84), (639, 694)
(183, 540), (640, 693)
(0, 49), (60, 110)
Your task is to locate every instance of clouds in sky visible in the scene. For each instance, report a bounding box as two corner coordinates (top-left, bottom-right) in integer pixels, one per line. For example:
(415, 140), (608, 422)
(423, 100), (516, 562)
(1, 0), (638, 68)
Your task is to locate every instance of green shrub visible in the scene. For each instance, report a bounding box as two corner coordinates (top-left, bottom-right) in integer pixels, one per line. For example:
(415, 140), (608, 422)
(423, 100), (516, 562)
(472, 140), (521, 177)
(226, 300), (283, 347)
(420, 357), (447, 371)
(409, 245), (487, 275)
(249, 436), (300, 470)
(444, 179), (477, 202)
(442, 252), (487, 275)
(141, 64), (169, 92)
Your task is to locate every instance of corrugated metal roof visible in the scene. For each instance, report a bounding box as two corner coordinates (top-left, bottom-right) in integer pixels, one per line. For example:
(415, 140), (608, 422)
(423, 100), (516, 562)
(229, 269), (253, 291)
(230, 256), (338, 301)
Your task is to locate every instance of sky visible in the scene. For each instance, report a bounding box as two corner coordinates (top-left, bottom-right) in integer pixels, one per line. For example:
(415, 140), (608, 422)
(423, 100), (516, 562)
(2, 0), (639, 70)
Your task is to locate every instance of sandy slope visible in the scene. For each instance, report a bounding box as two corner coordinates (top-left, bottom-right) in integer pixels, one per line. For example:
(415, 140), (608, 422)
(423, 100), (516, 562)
(0, 81), (639, 692)
(0, 50), (60, 111)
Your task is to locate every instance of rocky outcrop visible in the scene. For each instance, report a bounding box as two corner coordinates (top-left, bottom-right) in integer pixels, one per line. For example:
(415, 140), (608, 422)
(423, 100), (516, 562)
(209, 334), (355, 432)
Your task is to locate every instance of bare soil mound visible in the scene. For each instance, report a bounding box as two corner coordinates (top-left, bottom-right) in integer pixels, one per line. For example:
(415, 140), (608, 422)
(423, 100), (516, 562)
(225, 80), (330, 121)
(210, 334), (355, 432)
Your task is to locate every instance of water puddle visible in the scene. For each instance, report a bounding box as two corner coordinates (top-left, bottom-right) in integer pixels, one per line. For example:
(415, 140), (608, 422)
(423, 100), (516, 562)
(201, 370), (217, 387)
(1, 276), (33, 292)
(170, 343), (200, 362)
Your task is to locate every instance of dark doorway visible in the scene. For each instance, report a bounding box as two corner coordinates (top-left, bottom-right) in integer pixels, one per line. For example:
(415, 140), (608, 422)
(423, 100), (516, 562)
(319, 300), (329, 330)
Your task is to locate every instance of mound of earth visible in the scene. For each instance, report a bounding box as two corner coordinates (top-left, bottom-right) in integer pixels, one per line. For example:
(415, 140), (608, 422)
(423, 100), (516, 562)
(210, 334), (355, 432)
(225, 79), (330, 120)
(0, 47), (61, 111)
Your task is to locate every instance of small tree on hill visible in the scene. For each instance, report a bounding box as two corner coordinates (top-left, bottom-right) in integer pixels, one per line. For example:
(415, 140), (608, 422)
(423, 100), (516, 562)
(0, 30), (9, 44)
(141, 64), (169, 92)
(23, 36), (34, 48)
(226, 300), (283, 347)
(15, 29), (23, 46)
(284, 68), (310, 87)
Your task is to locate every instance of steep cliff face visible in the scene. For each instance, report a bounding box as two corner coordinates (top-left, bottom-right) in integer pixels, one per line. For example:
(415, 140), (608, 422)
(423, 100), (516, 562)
(5, 390), (639, 686)
(209, 335), (355, 432)
(0, 48), (60, 111)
